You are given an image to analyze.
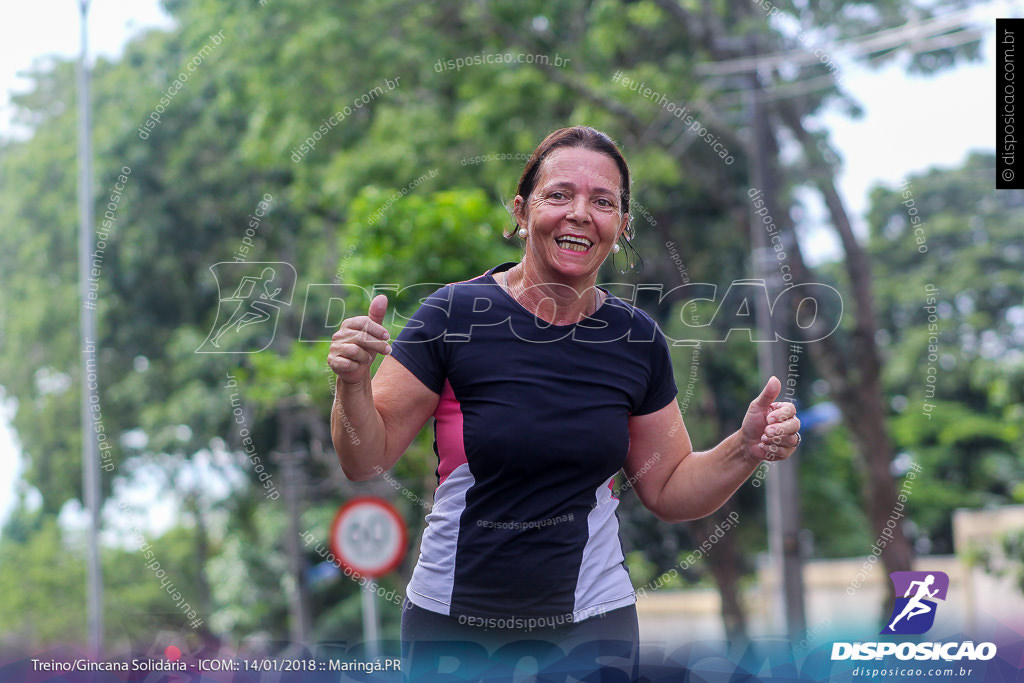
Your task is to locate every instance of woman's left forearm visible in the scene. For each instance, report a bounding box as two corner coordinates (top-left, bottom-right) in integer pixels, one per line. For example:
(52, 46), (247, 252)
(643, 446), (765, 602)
(627, 377), (801, 523)
(652, 431), (759, 522)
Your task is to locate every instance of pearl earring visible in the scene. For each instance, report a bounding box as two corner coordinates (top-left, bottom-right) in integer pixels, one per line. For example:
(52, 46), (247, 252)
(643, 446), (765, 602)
(518, 228), (528, 238)
(612, 243), (621, 254)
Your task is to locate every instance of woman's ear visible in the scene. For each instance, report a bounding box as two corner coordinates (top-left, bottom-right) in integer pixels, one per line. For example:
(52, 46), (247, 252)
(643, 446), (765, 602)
(618, 212), (631, 241)
(513, 195), (527, 227)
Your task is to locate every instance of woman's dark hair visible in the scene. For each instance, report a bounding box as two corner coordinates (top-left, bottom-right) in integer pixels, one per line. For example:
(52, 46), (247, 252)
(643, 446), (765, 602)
(509, 126), (632, 235)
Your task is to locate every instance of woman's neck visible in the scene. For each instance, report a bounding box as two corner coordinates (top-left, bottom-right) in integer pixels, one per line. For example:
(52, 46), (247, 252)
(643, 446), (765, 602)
(503, 261), (602, 325)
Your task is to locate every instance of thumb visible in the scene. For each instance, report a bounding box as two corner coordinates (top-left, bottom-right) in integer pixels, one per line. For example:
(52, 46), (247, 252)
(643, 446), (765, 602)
(752, 376), (781, 408)
(368, 293), (388, 326)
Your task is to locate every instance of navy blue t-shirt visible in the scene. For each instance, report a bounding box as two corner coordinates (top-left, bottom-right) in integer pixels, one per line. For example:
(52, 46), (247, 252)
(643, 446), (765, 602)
(389, 263), (677, 622)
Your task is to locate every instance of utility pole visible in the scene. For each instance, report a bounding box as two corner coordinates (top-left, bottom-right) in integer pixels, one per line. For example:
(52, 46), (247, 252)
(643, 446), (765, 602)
(745, 37), (806, 638)
(77, 0), (104, 656)
(275, 410), (311, 647)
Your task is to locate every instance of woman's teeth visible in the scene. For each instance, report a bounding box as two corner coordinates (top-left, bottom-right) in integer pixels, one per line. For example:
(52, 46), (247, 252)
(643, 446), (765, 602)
(556, 237), (592, 252)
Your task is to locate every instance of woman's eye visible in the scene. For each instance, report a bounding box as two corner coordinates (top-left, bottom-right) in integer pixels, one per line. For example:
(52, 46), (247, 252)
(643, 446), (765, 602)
(549, 191), (567, 200)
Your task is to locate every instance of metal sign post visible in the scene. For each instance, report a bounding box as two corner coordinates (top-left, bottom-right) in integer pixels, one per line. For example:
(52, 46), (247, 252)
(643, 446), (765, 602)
(331, 497), (406, 659)
(361, 580), (380, 659)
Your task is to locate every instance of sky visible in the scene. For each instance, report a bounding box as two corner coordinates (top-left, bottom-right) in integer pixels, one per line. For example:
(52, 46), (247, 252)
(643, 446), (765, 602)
(0, 0), (1012, 530)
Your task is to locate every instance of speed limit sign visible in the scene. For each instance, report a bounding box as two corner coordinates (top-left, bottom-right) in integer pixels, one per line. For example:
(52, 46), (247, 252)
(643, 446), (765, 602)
(330, 497), (406, 578)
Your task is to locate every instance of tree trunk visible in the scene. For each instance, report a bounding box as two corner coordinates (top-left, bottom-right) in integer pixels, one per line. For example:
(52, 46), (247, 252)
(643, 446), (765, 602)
(683, 381), (750, 643)
(688, 504), (747, 643)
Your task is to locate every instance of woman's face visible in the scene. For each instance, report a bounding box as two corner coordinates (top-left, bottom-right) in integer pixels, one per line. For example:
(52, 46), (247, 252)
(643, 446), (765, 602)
(515, 146), (629, 282)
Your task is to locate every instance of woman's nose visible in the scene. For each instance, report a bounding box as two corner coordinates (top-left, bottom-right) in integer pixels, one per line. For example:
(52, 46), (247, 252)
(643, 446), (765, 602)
(568, 195), (589, 222)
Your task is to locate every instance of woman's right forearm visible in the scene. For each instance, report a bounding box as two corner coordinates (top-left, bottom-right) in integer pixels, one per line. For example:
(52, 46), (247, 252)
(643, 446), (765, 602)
(332, 376), (388, 480)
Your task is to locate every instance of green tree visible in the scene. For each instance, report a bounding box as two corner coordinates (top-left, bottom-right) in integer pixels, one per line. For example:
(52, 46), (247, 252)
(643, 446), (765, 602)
(866, 152), (1024, 554)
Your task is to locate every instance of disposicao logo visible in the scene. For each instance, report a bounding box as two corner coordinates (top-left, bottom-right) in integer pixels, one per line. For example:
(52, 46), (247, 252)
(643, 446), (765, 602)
(881, 570), (948, 635)
(831, 570), (997, 662)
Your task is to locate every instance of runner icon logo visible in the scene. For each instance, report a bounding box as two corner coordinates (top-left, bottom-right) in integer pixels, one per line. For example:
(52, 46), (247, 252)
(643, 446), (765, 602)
(880, 571), (949, 635)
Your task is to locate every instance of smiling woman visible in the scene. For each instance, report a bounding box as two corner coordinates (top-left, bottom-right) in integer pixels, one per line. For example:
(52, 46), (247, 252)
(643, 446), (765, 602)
(327, 126), (802, 679)
(502, 129), (631, 325)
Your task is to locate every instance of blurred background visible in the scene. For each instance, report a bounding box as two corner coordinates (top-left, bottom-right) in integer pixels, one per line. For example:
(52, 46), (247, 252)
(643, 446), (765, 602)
(1, 0), (1023, 668)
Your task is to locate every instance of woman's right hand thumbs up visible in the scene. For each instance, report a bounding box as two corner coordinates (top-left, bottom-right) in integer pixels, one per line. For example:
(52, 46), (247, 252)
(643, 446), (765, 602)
(327, 294), (391, 385)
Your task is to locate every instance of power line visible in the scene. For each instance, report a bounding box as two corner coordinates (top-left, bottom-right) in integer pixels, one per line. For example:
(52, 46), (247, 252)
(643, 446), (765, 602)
(697, 6), (983, 77)
(707, 25), (986, 107)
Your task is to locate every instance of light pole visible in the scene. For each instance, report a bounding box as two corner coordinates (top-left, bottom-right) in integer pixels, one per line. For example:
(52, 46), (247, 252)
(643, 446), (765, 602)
(77, 0), (104, 656)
